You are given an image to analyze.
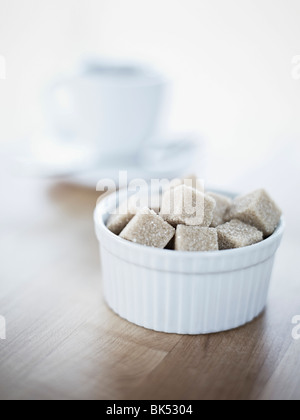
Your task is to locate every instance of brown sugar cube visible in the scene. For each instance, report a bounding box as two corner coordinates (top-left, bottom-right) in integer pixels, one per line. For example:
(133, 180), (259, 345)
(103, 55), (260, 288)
(106, 194), (161, 235)
(106, 194), (142, 235)
(225, 189), (282, 237)
(217, 219), (263, 250)
(207, 192), (232, 227)
(107, 212), (134, 235)
(160, 185), (216, 227)
(175, 225), (219, 252)
(106, 199), (136, 235)
(120, 208), (175, 249)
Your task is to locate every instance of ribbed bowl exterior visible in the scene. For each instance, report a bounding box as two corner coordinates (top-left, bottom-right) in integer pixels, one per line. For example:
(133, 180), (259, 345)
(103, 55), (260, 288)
(94, 190), (284, 335)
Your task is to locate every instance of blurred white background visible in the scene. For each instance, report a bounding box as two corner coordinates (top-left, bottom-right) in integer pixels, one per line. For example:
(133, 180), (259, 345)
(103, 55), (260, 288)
(0, 0), (299, 225)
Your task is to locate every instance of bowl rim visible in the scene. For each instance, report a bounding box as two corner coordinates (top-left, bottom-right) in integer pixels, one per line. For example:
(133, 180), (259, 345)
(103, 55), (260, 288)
(94, 188), (285, 259)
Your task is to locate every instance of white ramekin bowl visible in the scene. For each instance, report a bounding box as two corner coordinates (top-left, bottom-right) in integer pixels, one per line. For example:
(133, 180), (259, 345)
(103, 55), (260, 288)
(94, 189), (285, 335)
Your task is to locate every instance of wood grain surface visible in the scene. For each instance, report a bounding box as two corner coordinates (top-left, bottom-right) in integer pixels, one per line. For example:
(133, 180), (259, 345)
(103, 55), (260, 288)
(0, 173), (299, 400)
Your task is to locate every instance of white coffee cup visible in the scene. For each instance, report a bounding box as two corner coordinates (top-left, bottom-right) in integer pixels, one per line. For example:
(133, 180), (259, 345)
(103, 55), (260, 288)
(45, 59), (168, 163)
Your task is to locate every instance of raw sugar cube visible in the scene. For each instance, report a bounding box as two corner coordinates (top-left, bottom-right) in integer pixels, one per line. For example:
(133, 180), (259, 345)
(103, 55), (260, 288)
(107, 212), (134, 235)
(217, 219), (263, 250)
(207, 192), (232, 228)
(120, 208), (175, 249)
(106, 199), (136, 235)
(175, 225), (219, 252)
(107, 194), (160, 235)
(225, 189), (282, 237)
(160, 185), (216, 227)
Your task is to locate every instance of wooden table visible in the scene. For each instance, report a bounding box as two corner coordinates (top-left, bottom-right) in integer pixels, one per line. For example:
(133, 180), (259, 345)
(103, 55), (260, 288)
(0, 172), (299, 400)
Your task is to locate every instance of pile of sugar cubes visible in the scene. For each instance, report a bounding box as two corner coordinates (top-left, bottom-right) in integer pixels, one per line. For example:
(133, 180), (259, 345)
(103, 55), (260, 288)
(106, 176), (282, 252)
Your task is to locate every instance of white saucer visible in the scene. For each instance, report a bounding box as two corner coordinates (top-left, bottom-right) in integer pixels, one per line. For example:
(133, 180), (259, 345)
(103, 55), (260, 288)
(16, 135), (199, 189)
